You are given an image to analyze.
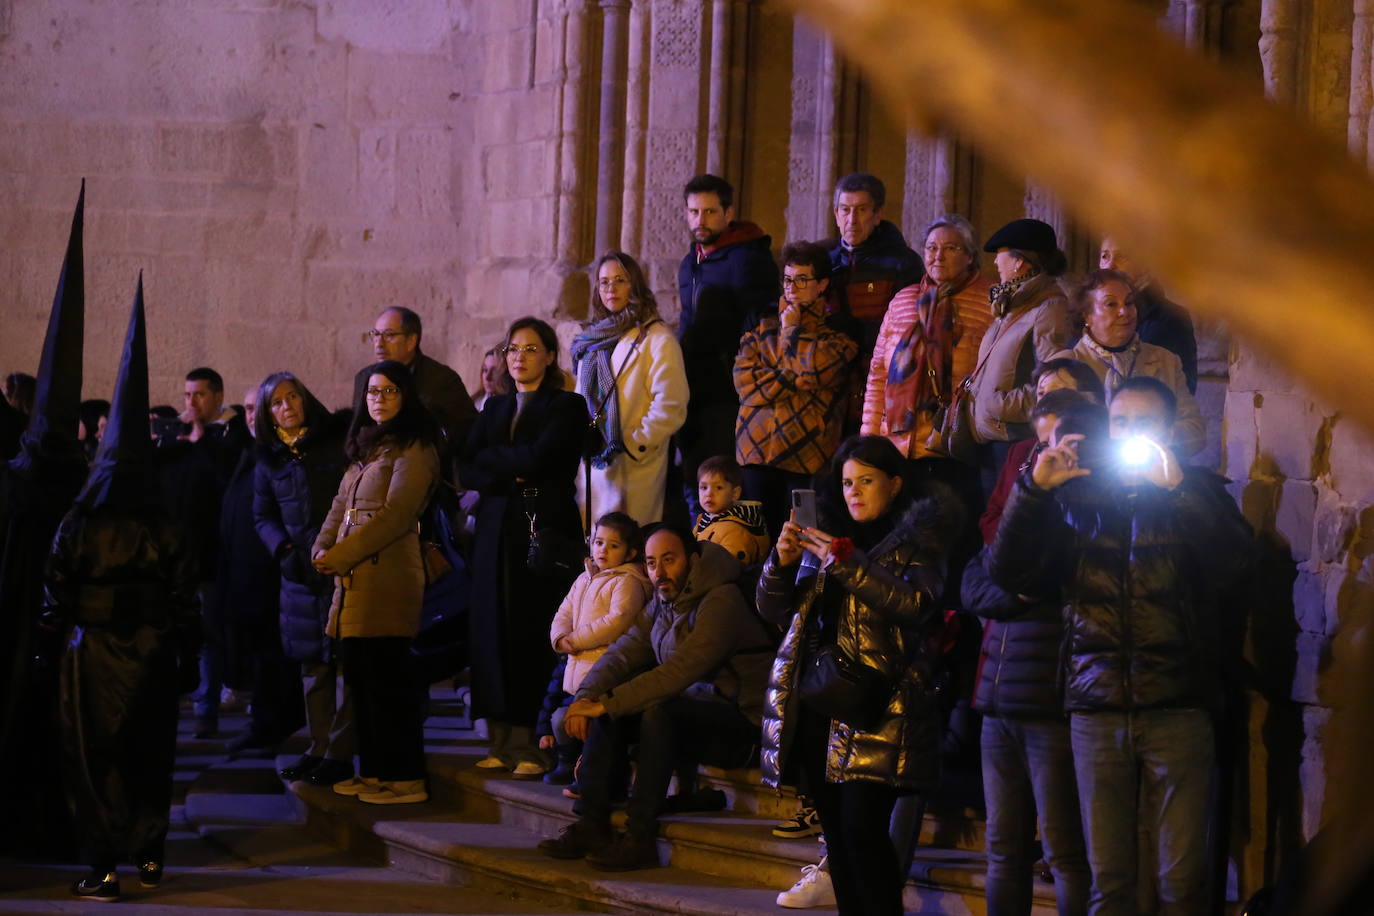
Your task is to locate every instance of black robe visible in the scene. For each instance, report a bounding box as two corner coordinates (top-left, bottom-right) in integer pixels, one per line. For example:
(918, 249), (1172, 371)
(46, 501), (199, 871)
(458, 388), (588, 726)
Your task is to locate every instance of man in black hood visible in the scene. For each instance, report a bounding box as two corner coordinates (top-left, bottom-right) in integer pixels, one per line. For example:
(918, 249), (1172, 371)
(47, 276), (201, 902)
(0, 184), (90, 857)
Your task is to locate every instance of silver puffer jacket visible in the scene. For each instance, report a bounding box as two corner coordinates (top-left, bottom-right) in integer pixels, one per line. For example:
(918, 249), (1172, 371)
(756, 493), (955, 792)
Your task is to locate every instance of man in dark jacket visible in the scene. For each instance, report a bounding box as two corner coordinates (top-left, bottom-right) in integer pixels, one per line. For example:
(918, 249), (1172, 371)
(536, 528), (774, 871)
(676, 174), (780, 514)
(353, 306), (476, 472)
(1099, 237), (1198, 393)
(989, 376), (1252, 915)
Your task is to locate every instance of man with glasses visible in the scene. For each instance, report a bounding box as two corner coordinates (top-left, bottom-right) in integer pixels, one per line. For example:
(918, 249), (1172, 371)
(353, 307), (476, 471)
(675, 174), (780, 522)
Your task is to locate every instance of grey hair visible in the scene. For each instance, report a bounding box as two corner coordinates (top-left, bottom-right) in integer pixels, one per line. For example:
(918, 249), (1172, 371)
(832, 172), (887, 210)
(922, 214), (981, 272)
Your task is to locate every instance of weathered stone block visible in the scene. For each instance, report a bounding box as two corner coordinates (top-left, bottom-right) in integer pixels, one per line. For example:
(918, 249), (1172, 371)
(1290, 631), (1331, 705)
(396, 129), (453, 220)
(1293, 568), (1326, 635)
(1256, 393), (1327, 481)
(1326, 569), (1374, 638)
(482, 29), (534, 94)
(318, 0), (454, 53)
(1327, 417), (1374, 505)
(1299, 706), (1330, 844)
(299, 125), (358, 217)
(356, 128), (397, 217)
(1229, 340), (1296, 394)
(158, 124), (229, 174)
(1274, 480), (1318, 563)
(1312, 487), (1356, 564)
(1222, 389), (1259, 480)
(348, 49), (459, 125)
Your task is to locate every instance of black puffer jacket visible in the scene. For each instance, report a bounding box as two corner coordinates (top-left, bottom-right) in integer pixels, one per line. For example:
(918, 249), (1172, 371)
(253, 415), (349, 662)
(988, 467), (1252, 713)
(758, 487), (957, 792)
(961, 547), (1063, 719)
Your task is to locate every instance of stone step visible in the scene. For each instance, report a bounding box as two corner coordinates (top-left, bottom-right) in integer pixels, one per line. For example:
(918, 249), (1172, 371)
(236, 701), (1057, 915)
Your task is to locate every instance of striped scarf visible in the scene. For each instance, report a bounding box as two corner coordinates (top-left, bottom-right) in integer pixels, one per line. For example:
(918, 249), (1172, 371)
(988, 268), (1040, 317)
(571, 308), (643, 469)
(884, 275), (968, 434)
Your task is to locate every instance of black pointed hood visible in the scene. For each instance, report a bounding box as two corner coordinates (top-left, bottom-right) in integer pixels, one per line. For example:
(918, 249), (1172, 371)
(78, 273), (153, 510)
(11, 182), (85, 474)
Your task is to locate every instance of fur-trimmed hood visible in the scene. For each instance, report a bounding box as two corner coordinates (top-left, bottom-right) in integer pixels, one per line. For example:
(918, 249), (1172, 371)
(817, 476), (965, 566)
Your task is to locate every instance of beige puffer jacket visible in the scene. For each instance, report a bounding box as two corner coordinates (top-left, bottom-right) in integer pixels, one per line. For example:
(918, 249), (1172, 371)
(756, 492), (954, 792)
(313, 438), (439, 640)
(550, 559), (652, 694)
(967, 274), (1074, 443)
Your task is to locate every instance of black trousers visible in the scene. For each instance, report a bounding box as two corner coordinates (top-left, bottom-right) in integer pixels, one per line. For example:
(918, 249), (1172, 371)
(798, 710), (903, 916)
(338, 637), (425, 781)
(741, 464), (812, 542)
(579, 695), (756, 837)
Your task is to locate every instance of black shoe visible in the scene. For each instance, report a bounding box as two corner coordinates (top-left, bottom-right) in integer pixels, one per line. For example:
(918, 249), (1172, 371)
(536, 820), (612, 860)
(586, 831), (660, 871)
(279, 755), (324, 782)
(303, 758), (354, 787)
(137, 860), (163, 888)
(543, 759), (576, 786)
(71, 871), (120, 901)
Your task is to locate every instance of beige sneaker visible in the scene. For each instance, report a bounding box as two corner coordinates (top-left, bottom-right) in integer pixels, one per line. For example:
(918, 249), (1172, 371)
(358, 779), (429, 805)
(331, 776), (382, 796)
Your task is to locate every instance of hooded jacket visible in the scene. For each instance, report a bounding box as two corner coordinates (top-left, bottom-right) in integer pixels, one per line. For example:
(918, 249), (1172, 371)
(756, 489), (956, 792)
(312, 438), (439, 640)
(961, 547), (1064, 719)
(678, 221), (779, 405)
(551, 559), (653, 694)
(576, 540), (775, 726)
(253, 414), (350, 661)
(693, 500), (771, 567)
(967, 273), (1074, 443)
(988, 468), (1253, 713)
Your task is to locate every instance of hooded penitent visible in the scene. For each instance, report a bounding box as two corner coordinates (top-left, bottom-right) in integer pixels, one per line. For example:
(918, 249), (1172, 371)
(0, 183), (88, 855)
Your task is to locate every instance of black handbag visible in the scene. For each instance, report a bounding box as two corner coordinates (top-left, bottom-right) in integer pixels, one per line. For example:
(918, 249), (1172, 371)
(797, 643), (893, 732)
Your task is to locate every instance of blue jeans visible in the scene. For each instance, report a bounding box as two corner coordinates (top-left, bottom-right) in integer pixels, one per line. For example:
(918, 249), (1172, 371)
(192, 583), (222, 719)
(1070, 708), (1214, 916)
(982, 716), (1089, 916)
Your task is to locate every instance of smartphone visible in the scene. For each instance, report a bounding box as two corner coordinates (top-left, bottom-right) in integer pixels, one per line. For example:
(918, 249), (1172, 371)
(790, 488), (817, 530)
(150, 417), (185, 442)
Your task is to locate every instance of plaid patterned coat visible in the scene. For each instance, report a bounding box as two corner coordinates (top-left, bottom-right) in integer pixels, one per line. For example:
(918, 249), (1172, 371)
(733, 315), (858, 474)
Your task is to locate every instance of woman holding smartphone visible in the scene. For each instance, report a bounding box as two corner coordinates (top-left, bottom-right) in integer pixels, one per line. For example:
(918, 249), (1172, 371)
(311, 361), (439, 805)
(756, 435), (957, 915)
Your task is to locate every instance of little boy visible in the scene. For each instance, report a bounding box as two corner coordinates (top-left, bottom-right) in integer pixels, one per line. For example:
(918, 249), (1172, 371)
(692, 455), (770, 566)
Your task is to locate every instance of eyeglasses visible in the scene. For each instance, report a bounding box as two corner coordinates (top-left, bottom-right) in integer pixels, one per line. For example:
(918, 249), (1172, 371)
(924, 244), (966, 257)
(502, 344), (543, 356)
(365, 386), (401, 400)
(781, 275), (816, 289)
(361, 329), (411, 344)
(597, 277), (629, 290)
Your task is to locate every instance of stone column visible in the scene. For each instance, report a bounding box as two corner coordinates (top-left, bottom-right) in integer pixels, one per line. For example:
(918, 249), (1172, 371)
(706, 0), (734, 175)
(620, 0), (651, 255)
(1260, 0), (1301, 104)
(594, 0), (632, 255)
(902, 131), (967, 241)
(554, 1), (596, 269)
(1174, 0), (1230, 55)
(785, 18), (837, 239)
(1352, 0), (1374, 165)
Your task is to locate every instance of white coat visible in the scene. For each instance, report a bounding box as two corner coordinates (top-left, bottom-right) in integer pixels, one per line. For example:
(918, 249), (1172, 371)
(575, 320), (688, 526)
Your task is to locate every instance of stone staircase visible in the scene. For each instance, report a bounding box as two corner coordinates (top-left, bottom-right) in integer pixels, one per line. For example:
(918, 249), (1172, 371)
(184, 692), (1060, 914)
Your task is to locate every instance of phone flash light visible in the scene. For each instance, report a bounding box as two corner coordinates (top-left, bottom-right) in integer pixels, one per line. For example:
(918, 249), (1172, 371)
(1119, 436), (1153, 467)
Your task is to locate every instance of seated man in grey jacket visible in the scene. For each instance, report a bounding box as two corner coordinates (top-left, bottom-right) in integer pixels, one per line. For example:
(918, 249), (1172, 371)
(536, 525), (774, 871)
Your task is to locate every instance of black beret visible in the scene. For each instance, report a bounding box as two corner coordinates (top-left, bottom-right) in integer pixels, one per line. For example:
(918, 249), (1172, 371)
(983, 218), (1058, 254)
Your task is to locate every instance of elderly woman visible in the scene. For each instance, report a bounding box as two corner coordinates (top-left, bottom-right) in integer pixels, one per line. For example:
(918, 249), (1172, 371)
(461, 317), (590, 776)
(757, 435), (958, 915)
(1050, 268), (1205, 457)
(573, 251), (688, 527)
(312, 360), (440, 805)
(964, 218), (1075, 493)
(252, 372), (354, 787)
(862, 214), (994, 465)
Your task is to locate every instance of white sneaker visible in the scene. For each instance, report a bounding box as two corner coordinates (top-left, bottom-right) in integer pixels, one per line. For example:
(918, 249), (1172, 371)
(776, 858), (835, 908)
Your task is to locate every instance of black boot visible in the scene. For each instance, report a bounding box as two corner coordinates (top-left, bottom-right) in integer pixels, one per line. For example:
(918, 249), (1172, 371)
(71, 870), (120, 901)
(536, 819), (612, 860)
(586, 830), (660, 871)
(543, 740), (581, 786)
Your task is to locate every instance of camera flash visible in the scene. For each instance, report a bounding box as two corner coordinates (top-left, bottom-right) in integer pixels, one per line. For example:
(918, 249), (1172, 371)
(1119, 436), (1153, 467)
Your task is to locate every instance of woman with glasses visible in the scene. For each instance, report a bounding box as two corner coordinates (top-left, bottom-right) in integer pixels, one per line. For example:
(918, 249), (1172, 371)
(251, 372), (355, 788)
(734, 240), (858, 539)
(572, 251), (688, 526)
(310, 361), (440, 805)
(460, 317), (590, 775)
